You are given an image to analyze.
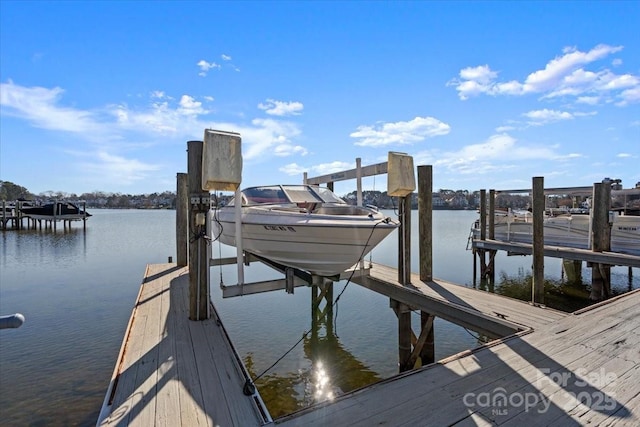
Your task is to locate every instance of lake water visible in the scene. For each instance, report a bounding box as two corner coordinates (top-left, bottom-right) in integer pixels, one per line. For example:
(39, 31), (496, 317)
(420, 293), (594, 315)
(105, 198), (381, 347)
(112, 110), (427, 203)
(1, 209), (637, 424)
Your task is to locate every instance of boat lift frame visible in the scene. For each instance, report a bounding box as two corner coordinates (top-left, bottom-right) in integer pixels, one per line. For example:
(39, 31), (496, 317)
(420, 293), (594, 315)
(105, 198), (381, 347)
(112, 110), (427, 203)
(209, 156), (393, 298)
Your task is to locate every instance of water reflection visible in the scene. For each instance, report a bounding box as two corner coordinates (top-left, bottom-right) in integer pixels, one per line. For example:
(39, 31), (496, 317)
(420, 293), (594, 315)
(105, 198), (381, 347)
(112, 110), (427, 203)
(493, 266), (638, 312)
(244, 279), (382, 418)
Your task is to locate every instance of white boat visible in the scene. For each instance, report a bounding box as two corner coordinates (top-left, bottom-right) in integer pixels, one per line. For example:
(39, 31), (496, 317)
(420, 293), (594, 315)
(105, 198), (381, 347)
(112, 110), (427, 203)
(211, 185), (399, 276)
(474, 211), (640, 256)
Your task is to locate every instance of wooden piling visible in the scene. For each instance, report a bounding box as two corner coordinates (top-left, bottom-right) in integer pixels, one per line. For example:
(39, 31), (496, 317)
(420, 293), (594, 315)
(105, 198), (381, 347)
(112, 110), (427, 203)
(488, 189), (496, 287)
(418, 166), (432, 282)
(397, 196), (412, 285)
(478, 189), (487, 285)
(590, 182), (612, 300)
(419, 312), (435, 365)
(417, 166), (435, 365)
(176, 173), (188, 267)
(187, 140), (210, 321)
(532, 176), (545, 305)
(395, 302), (412, 372)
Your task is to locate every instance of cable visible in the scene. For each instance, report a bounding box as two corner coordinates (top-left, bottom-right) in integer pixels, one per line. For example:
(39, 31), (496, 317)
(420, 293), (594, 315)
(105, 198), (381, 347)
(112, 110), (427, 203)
(246, 217), (393, 391)
(211, 192), (225, 286)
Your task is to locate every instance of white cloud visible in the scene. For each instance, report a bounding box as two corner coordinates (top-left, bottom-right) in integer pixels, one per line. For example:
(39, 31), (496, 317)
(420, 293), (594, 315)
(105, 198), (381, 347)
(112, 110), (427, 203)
(221, 54), (232, 61)
(524, 44), (622, 93)
(459, 65), (497, 84)
(576, 96), (600, 105)
(351, 116), (450, 147)
(617, 86), (640, 106)
(312, 161), (353, 175)
(521, 109), (597, 126)
(197, 59), (221, 77)
(279, 163), (306, 175)
(178, 95), (207, 116)
(150, 90), (168, 99)
(0, 80), (103, 134)
(523, 109), (574, 125)
(450, 44), (639, 106)
(258, 99), (304, 116)
(495, 125), (515, 133)
(76, 151), (161, 186)
(274, 144), (308, 157)
(240, 118), (303, 160)
(279, 160), (354, 177)
(2, 81), (307, 172)
(413, 133), (566, 177)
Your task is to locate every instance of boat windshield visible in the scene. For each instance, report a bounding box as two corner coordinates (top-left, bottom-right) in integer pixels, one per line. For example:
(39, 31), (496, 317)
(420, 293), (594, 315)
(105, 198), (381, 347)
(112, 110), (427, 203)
(236, 185), (347, 206)
(242, 186), (289, 205)
(313, 187), (347, 204)
(281, 186), (325, 204)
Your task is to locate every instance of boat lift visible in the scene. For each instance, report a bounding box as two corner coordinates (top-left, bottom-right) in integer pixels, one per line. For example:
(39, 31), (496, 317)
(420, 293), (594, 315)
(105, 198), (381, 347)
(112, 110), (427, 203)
(202, 131), (416, 297)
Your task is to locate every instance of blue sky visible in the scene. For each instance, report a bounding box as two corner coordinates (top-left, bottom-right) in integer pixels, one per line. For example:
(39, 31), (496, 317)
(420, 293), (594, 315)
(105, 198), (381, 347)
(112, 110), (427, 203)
(1, 1), (638, 196)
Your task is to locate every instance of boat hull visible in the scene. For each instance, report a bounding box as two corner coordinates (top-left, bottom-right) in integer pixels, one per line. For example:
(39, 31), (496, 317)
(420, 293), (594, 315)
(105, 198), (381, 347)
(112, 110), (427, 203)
(212, 208), (398, 276)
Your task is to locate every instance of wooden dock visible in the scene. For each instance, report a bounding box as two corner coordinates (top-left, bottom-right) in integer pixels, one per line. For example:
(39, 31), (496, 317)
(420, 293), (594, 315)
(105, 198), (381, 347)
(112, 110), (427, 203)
(353, 262), (568, 337)
(97, 263), (270, 426)
(276, 287), (640, 426)
(100, 260), (640, 426)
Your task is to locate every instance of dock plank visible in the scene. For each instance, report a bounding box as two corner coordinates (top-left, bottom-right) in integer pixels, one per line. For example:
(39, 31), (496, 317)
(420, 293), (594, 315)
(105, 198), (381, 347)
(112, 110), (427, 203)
(275, 287), (640, 426)
(98, 264), (267, 427)
(354, 263), (568, 336)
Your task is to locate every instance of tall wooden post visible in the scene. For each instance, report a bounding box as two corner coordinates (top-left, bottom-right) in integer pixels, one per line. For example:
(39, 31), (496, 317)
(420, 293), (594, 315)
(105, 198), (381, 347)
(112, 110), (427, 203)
(532, 177), (545, 305)
(417, 165), (435, 366)
(187, 140), (210, 320)
(176, 173), (188, 267)
(478, 189), (487, 288)
(396, 302), (412, 372)
(488, 189), (496, 288)
(418, 166), (432, 283)
(397, 195), (412, 285)
(356, 157), (363, 207)
(419, 312), (435, 365)
(590, 182), (612, 300)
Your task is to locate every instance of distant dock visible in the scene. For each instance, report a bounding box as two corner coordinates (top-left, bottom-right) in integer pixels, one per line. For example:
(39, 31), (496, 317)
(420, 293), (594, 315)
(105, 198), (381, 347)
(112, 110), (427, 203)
(1, 200), (90, 231)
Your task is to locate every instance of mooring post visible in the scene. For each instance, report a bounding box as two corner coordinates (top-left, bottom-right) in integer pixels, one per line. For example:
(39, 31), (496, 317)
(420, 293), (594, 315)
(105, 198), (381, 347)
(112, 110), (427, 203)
(356, 157), (363, 207)
(532, 177), (545, 305)
(590, 182), (612, 300)
(416, 165), (435, 365)
(488, 189), (496, 288)
(176, 172), (189, 267)
(478, 189), (487, 286)
(394, 301), (412, 372)
(419, 312), (435, 365)
(187, 140), (210, 321)
(418, 165), (432, 283)
(397, 195), (412, 285)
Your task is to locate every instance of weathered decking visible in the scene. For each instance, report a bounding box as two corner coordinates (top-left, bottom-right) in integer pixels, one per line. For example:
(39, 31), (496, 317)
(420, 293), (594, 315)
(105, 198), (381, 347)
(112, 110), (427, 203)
(276, 287), (640, 426)
(99, 261), (639, 426)
(353, 262), (569, 337)
(97, 263), (269, 426)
